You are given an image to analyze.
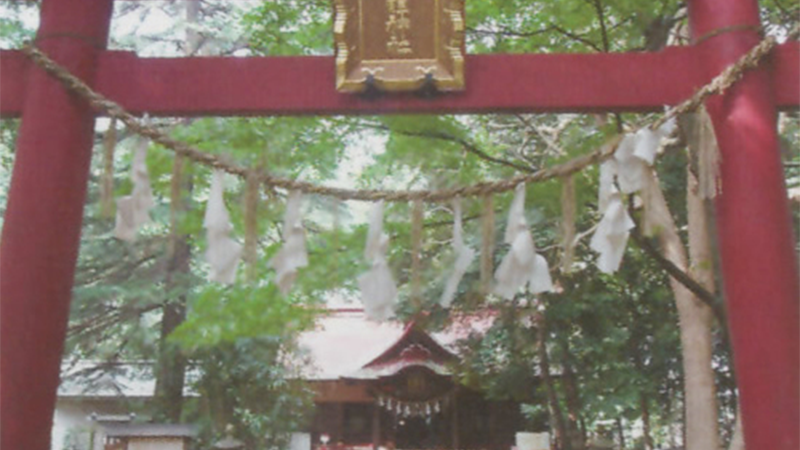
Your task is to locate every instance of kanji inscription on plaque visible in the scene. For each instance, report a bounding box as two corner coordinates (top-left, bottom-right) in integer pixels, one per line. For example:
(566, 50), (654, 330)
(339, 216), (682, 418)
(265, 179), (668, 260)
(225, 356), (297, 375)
(334, 0), (466, 93)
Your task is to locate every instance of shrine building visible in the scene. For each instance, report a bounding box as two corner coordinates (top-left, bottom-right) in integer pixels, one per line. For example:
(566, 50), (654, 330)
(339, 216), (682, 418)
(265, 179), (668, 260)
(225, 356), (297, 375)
(297, 309), (523, 450)
(53, 309), (525, 450)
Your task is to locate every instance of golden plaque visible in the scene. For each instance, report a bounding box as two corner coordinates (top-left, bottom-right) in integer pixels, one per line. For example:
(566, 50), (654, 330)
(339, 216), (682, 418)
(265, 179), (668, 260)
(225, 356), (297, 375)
(334, 0), (466, 93)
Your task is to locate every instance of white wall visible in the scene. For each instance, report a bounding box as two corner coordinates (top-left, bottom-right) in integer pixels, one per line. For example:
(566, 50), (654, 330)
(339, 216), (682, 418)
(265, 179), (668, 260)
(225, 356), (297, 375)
(129, 439), (185, 450)
(52, 400), (95, 450)
(52, 398), (140, 450)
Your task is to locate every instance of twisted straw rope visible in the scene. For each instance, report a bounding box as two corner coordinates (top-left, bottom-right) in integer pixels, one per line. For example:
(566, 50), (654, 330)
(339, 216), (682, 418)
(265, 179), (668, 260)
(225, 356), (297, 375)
(20, 22), (798, 203)
(652, 23), (800, 130)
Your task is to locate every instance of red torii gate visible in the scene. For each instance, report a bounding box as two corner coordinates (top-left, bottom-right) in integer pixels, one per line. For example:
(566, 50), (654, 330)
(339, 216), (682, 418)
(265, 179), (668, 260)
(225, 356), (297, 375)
(0, 1), (797, 449)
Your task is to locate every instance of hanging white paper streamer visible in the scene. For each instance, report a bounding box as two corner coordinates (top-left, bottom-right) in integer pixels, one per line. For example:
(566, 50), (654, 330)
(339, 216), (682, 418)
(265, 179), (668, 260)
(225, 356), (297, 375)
(613, 133), (649, 194)
(203, 170), (242, 284)
(598, 160), (617, 212)
(614, 120), (676, 194)
(269, 191), (308, 294)
(590, 192), (635, 273)
(114, 137), (155, 241)
(358, 201), (397, 321)
(439, 198), (476, 308)
(694, 107), (722, 199)
(494, 184), (554, 299)
(658, 117), (678, 140)
(591, 120), (676, 272)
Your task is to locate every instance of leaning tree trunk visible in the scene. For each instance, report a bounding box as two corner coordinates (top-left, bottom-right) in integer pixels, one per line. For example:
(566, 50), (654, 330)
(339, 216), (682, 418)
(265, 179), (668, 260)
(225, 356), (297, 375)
(645, 168), (720, 450)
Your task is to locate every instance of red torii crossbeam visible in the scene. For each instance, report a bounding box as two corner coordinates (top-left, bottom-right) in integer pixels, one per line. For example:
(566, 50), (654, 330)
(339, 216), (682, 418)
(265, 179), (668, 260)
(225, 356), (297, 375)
(2, 45), (799, 117)
(0, 1), (797, 449)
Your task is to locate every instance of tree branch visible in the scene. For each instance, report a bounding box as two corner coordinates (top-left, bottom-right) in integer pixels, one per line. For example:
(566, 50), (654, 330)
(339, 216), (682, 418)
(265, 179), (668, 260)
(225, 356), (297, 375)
(590, 0), (611, 52)
(360, 123), (536, 173)
(629, 226), (726, 326)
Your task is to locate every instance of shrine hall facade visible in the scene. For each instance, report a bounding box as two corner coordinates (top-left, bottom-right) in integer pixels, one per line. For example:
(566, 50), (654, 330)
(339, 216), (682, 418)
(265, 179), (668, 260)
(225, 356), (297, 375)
(298, 310), (523, 450)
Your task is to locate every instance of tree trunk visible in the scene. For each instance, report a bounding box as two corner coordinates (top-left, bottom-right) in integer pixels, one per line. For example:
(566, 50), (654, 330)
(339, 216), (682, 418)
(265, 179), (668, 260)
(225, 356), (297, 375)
(685, 124), (722, 449)
(727, 404), (745, 450)
(559, 341), (585, 450)
(640, 393), (654, 450)
(151, 155), (192, 423)
(152, 0), (202, 422)
(153, 234), (191, 421)
(645, 168), (720, 450)
(615, 417), (625, 450)
(535, 312), (570, 450)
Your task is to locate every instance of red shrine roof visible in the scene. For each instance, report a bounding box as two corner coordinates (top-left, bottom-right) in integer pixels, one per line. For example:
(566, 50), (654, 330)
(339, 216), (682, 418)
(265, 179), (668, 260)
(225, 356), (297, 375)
(347, 322), (459, 380)
(295, 309), (494, 381)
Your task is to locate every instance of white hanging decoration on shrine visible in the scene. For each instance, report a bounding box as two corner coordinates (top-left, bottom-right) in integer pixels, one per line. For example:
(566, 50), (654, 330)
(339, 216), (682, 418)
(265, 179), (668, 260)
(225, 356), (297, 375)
(358, 201), (397, 321)
(693, 106), (722, 199)
(590, 191), (635, 274)
(439, 198), (476, 308)
(113, 137), (155, 242)
(269, 190), (308, 294)
(590, 120), (676, 273)
(494, 184), (554, 299)
(203, 170), (243, 284)
(598, 159), (617, 212)
(612, 120), (676, 194)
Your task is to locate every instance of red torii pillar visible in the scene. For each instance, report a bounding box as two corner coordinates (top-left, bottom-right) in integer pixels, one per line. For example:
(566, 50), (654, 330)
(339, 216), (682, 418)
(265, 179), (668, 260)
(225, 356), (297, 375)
(0, 0), (797, 449)
(0, 1), (114, 450)
(689, 0), (799, 448)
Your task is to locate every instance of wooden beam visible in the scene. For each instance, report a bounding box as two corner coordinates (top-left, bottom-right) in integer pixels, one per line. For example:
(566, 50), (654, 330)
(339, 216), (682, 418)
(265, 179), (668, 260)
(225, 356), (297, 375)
(2, 44), (797, 118)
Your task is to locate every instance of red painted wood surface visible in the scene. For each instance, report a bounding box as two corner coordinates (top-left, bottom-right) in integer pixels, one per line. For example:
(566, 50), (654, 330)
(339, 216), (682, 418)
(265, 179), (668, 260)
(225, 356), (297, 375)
(689, 1), (800, 449)
(0, 1), (798, 449)
(0, 1), (113, 450)
(1, 43), (798, 118)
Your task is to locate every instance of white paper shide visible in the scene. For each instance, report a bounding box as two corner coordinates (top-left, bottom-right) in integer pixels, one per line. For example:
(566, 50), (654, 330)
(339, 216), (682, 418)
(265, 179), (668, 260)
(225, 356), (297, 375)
(358, 201), (398, 321)
(494, 184), (553, 299)
(114, 137), (155, 242)
(439, 198), (476, 308)
(270, 190), (308, 294)
(590, 120), (675, 273)
(203, 170), (242, 284)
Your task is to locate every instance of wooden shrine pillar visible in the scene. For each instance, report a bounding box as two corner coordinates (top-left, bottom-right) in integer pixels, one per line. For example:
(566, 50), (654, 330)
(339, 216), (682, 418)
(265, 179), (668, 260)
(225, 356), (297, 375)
(451, 390), (459, 450)
(0, 1), (113, 449)
(688, 1), (799, 449)
(372, 402), (381, 448)
(334, 403), (345, 444)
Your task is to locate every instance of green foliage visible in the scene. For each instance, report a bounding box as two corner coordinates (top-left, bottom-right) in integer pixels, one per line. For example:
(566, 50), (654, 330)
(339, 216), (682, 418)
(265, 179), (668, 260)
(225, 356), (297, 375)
(466, 0), (684, 53)
(189, 337), (315, 448)
(169, 283), (315, 350)
(243, 0), (333, 55)
(0, 1), (36, 47)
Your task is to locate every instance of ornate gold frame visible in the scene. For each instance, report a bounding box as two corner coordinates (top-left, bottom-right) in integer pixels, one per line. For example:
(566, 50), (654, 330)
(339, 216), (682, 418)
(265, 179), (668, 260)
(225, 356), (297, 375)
(334, 0), (465, 93)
